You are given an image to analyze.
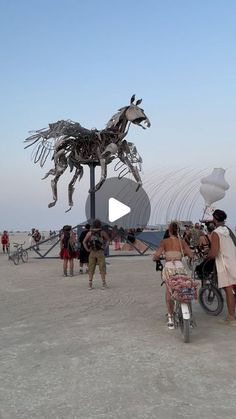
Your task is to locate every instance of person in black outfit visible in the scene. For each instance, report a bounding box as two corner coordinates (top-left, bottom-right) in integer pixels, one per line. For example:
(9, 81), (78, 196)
(78, 224), (90, 273)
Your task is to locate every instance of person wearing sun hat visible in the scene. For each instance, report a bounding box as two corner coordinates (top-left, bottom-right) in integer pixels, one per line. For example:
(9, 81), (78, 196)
(207, 209), (236, 326)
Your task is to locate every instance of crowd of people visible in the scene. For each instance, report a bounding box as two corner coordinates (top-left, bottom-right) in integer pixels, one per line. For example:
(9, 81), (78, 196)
(2, 208), (236, 330)
(58, 223), (146, 287)
(154, 209), (236, 328)
(59, 220), (109, 290)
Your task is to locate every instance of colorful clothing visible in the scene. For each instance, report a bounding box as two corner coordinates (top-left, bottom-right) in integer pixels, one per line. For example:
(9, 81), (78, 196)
(1, 233), (9, 245)
(60, 234), (77, 260)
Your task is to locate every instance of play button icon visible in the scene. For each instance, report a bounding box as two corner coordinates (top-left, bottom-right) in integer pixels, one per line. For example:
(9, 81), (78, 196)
(85, 177), (151, 228)
(108, 198), (131, 222)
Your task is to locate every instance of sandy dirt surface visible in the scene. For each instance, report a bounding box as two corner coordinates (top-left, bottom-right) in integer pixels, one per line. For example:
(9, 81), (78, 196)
(0, 246), (235, 419)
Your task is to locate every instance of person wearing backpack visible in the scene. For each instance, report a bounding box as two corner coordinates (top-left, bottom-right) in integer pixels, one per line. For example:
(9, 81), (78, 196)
(83, 219), (109, 289)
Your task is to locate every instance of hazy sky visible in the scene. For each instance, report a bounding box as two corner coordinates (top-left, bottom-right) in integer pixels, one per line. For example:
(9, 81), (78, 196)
(1, 0), (236, 230)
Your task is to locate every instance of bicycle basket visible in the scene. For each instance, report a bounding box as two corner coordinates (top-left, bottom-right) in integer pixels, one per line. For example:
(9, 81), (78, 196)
(165, 272), (198, 302)
(173, 287), (195, 302)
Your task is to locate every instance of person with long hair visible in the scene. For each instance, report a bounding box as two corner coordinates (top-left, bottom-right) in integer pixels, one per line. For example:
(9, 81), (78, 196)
(83, 219), (109, 290)
(60, 225), (77, 277)
(153, 221), (193, 329)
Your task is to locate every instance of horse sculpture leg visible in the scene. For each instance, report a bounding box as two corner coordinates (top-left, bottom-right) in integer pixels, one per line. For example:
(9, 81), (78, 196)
(89, 158), (107, 193)
(66, 165), (84, 212)
(42, 168), (56, 179)
(48, 163), (68, 208)
(119, 155), (142, 191)
(48, 175), (60, 208)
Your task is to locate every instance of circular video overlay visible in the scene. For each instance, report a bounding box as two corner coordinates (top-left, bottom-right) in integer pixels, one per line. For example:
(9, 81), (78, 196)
(85, 177), (151, 228)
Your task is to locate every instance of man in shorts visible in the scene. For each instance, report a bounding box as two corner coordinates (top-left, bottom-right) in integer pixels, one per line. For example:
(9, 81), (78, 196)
(83, 219), (109, 290)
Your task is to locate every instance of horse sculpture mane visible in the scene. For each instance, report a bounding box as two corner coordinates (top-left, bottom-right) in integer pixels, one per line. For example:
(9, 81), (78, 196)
(24, 95), (151, 212)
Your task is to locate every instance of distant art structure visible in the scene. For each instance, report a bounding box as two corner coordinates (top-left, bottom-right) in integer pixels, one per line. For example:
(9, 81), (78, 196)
(24, 95), (151, 214)
(200, 168), (230, 220)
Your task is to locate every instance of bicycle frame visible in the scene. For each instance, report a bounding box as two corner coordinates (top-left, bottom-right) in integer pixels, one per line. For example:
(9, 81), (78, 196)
(9, 242), (28, 265)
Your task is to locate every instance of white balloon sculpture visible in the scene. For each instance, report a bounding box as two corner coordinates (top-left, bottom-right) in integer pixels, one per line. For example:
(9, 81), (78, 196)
(200, 168), (229, 219)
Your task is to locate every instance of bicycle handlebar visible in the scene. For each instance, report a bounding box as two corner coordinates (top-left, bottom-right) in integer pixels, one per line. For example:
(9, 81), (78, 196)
(13, 241), (26, 248)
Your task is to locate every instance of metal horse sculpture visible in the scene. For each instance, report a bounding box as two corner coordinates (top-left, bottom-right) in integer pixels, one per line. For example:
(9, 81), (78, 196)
(24, 95), (151, 211)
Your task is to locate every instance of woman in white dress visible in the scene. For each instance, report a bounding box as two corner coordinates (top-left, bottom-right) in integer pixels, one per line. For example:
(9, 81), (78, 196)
(208, 209), (236, 326)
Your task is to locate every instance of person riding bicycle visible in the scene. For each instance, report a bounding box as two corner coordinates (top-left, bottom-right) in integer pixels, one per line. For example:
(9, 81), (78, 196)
(153, 221), (194, 329)
(195, 222), (215, 279)
(198, 222), (214, 254)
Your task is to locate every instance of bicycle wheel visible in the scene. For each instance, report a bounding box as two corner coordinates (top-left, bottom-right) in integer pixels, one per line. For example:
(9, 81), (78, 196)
(199, 285), (224, 316)
(11, 252), (19, 265)
(21, 250), (28, 263)
(178, 306), (190, 343)
(182, 319), (190, 343)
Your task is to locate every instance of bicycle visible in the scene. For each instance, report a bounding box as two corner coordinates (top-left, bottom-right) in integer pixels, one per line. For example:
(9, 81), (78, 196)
(161, 271), (198, 343)
(9, 242), (28, 265)
(196, 260), (224, 316)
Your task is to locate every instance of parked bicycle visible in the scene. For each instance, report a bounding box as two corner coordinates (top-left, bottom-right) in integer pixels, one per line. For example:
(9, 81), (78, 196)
(195, 260), (224, 316)
(9, 242), (28, 265)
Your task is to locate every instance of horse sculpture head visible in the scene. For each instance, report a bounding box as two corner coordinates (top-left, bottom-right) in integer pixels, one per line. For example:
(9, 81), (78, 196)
(106, 94), (151, 132)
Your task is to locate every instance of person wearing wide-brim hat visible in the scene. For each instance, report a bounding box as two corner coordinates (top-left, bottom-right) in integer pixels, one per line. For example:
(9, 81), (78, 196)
(208, 209), (236, 326)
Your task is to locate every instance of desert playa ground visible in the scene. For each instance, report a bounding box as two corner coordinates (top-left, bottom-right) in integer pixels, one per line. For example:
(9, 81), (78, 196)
(0, 236), (236, 419)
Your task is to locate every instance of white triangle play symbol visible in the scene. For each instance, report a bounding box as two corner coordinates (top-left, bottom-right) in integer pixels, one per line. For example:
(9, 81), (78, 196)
(108, 197), (131, 222)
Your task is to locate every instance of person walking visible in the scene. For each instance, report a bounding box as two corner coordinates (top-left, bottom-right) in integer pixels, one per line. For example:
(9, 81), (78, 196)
(83, 219), (109, 290)
(78, 224), (90, 273)
(1, 230), (10, 253)
(32, 229), (41, 250)
(60, 225), (77, 277)
(207, 209), (236, 326)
